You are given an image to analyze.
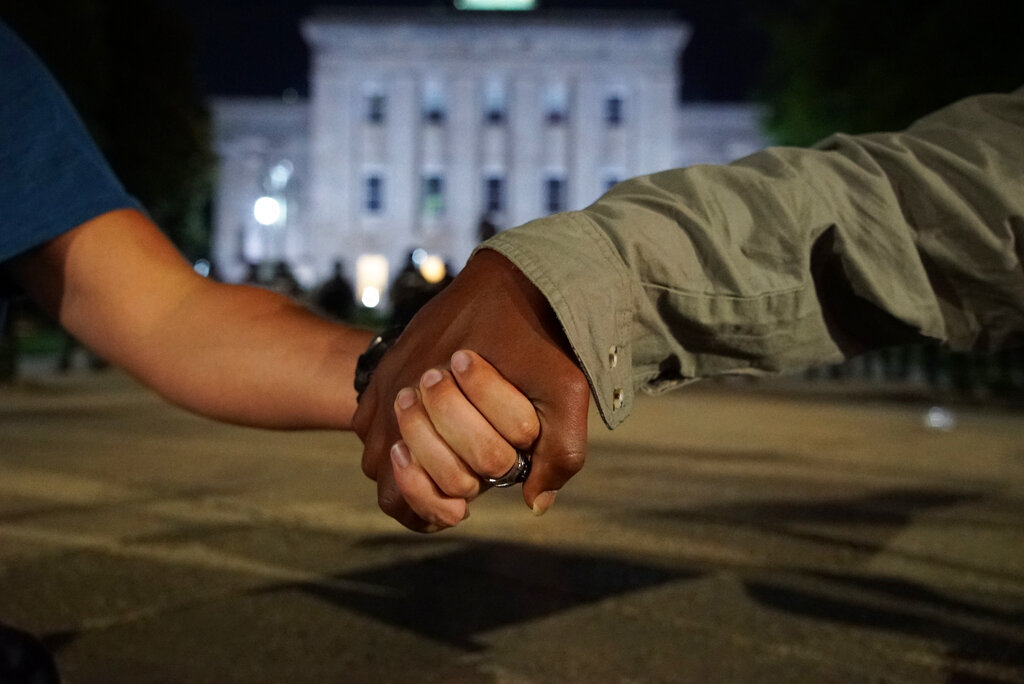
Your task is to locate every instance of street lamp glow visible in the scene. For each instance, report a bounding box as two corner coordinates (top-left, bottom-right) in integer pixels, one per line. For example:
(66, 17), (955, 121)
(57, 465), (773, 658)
(269, 161), (293, 189)
(360, 286), (381, 308)
(419, 255), (446, 284)
(356, 254), (389, 309)
(253, 196), (282, 226)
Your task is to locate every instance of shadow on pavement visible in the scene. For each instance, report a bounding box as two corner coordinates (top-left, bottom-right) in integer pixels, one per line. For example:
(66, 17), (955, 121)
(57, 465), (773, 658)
(644, 486), (1024, 681)
(745, 573), (1024, 680)
(254, 539), (699, 651)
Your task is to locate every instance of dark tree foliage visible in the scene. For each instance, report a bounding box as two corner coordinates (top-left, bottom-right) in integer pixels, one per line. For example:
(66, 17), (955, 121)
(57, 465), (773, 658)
(756, 0), (1024, 146)
(0, 0), (213, 259)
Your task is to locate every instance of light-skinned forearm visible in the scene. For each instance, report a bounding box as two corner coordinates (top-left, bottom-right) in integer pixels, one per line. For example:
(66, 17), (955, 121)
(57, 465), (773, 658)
(10, 209), (372, 429)
(121, 277), (373, 429)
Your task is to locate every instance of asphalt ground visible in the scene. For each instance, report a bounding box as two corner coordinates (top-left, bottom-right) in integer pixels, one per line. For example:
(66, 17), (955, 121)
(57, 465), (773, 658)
(1, 368), (1022, 683)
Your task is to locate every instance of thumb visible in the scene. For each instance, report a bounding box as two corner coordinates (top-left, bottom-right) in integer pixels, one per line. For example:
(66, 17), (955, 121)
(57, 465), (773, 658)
(521, 376), (590, 515)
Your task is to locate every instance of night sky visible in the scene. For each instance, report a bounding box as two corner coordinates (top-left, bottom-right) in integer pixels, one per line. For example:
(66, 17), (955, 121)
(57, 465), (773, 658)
(165, 0), (769, 102)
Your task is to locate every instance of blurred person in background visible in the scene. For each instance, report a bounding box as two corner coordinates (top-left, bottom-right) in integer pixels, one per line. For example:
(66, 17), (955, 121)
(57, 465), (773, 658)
(313, 260), (356, 322)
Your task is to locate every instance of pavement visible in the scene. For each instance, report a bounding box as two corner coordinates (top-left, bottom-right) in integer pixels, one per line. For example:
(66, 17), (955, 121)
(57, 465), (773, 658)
(1, 368), (1022, 683)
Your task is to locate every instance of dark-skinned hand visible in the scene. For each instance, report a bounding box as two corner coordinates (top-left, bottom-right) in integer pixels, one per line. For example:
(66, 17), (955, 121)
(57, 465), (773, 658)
(352, 248), (590, 532)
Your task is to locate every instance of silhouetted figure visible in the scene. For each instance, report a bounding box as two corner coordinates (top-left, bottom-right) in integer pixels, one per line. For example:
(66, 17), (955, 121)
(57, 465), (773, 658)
(265, 261), (303, 299)
(56, 331), (107, 373)
(477, 214), (498, 243)
(389, 250), (434, 327)
(0, 304), (15, 383)
(314, 261), (356, 321)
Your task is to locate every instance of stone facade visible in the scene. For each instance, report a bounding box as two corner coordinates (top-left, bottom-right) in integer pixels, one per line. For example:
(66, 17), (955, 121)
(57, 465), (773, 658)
(211, 8), (768, 304)
(211, 98), (309, 284)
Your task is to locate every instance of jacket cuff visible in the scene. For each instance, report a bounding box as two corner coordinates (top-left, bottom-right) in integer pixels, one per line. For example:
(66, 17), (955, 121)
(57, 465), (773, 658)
(478, 212), (636, 429)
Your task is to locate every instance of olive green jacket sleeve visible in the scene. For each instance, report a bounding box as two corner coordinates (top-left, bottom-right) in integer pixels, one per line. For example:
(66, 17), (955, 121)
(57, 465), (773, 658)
(482, 87), (1024, 429)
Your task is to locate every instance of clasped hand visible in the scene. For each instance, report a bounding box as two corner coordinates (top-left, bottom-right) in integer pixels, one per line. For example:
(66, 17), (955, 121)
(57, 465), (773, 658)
(352, 249), (591, 532)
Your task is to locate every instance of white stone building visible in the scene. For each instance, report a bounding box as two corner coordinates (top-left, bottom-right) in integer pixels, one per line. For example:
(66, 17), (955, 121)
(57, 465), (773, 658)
(211, 98), (309, 284)
(211, 7), (767, 307)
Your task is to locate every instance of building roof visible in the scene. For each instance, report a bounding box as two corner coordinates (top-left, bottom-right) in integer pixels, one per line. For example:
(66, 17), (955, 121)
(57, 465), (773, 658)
(307, 4), (679, 27)
(302, 5), (689, 62)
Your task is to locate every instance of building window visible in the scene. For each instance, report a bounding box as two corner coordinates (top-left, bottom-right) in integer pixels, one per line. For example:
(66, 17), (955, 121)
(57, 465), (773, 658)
(423, 80), (446, 124)
(484, 175), (505, 214)
(365, 175), (384, 214)
(545, 176), (566, 214)
(483, 79), (506, 125)
(424, 106), (446, 124)
(605, 95), (624, 126)
(485, 107), (505, 125)
(367, 93), (386, 124)
(421, 174), (445, 217)
(545, 84), (568, 125)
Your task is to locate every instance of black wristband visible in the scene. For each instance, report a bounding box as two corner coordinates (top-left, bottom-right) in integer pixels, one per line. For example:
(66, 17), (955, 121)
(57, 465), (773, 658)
(354, 325), (404, 401)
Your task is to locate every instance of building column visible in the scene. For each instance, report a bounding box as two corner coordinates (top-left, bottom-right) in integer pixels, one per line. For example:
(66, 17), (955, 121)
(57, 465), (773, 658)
(449, 73), (479, 268)
(509, 72), (542, 228)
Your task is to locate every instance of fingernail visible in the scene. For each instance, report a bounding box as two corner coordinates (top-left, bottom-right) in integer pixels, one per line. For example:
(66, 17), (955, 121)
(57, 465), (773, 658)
(422, 368), (443, 388)
(532, 490), (558, 516)
(390, 442), (411, 468)
(396, 388), (416, 410)
(451, 350), (471, 373)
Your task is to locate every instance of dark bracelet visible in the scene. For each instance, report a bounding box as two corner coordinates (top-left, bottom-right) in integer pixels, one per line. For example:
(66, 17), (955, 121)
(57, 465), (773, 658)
(354, 325), (405, 401)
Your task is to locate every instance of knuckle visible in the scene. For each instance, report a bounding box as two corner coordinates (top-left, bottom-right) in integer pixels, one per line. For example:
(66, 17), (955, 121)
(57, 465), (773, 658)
(434, 510), (463, 529)
(405, 515), (436, 533)
(418, 506), (460, 531)
(434, 470), (477, 500)
(351, 396), (374, 438)
(509, 415), (541, 448)
(377, 488), (407, 519)
(450, 478), (480, 500)
(361, 459), (376, 480)
(553, 448), (586, 477)
(361, 451), (381, 480)
(478, 447), (515, 478)
(352, 417), (369, 441)
(563, 374), (591, 404)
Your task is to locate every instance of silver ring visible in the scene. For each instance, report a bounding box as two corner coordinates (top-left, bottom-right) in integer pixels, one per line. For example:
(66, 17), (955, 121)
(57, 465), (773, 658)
(484, 450), (531, 488)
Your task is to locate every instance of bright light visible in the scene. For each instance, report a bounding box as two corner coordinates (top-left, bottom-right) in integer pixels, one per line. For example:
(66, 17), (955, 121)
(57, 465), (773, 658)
(419, 255), (446, 284)
(454, 0), (536, 9)
(269, 161), (293, 189)
(253, 196), (282, 226)
(411, 248), (427, 267)
(924, 406), (956, 431)
(360, 286), (381, 308)
(356, 254), (389, 308)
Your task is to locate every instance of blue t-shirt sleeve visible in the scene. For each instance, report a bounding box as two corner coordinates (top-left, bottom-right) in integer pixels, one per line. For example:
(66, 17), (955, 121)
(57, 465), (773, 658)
(0, 21), (143, 265)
